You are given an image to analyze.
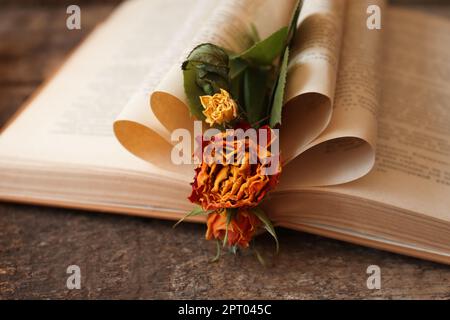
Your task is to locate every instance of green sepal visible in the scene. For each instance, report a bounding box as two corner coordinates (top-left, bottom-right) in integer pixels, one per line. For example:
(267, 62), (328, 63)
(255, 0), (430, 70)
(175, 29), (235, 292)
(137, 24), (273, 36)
(251, 207), (279, 254)
(223, 208), (237, 247)
(254, 248), (267, 267)
(173, 205), (212, 228)
(230, 245), (238, 255)
(210, 240), (222, 263)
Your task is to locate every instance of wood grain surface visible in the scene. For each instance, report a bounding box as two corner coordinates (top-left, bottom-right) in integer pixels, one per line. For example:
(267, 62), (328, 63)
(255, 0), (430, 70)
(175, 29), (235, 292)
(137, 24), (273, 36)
(1, 1), (450, 299)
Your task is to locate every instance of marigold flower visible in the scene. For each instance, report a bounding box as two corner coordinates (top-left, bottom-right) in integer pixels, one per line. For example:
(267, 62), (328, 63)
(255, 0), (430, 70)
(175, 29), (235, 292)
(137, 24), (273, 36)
(188, 127), (281, 210)
(200, 89), (238, 126)
(205, 209), (261, 248)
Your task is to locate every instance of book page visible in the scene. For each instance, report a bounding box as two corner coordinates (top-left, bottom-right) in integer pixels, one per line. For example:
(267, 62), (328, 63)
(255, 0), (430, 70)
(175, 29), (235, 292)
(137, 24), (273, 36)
(282, 0), (346, 163)
(323, 7), (450, 221)
(281, 0), (385, 186)
(0, 0), (198, 182)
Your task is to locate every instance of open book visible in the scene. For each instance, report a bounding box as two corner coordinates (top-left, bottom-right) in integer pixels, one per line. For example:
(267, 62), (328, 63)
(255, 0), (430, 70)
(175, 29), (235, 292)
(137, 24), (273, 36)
(1, 0), (449, 264)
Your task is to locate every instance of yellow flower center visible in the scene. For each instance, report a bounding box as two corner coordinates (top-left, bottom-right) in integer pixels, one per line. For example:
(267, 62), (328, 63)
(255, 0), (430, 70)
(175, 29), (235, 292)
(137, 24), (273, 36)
(200, 89), (237, 126)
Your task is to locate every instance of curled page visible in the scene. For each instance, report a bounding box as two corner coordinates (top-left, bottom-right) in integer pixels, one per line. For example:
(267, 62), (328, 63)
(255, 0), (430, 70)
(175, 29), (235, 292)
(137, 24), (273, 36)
(114, 0), (217, 177)
(282, 0), (346, 163)
(281, 0), (385, 186)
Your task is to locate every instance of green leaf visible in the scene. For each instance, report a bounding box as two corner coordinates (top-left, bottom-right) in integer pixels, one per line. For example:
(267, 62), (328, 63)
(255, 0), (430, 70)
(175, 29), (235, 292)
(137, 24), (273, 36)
(229, 58), (248, 80)
(287, 0), (303, 46)
(182, 43), (231, 119)
(243, 67), (270, 127)
(249, 23), (261, 43)
(234, 27), (288, 66)
(269, 47), (289, 128)
(254, 248), (267, 267)
(251, 207), (279, 254)
(229, 58), (248, 111)
(265, 1), (301, 126)
(196, 70), (230, 95)
(183, 63), (208, 120)
(186, 43), (229, 72)
(210, 240), (221, 263)
(223, 208), (236, 247)
(230, 71), (244, 107)
(173, 206), (212, 228)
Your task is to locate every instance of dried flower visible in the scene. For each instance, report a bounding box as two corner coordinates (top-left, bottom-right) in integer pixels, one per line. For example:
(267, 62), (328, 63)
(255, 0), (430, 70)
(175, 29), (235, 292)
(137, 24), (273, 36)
(201, 89), (238, 126)
(206, 209), (261, 248)
(188, 128), (281, 211)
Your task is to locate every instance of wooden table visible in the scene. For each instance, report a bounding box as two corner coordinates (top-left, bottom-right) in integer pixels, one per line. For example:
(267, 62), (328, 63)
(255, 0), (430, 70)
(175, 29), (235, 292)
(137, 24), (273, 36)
(1, 1), (450, 300)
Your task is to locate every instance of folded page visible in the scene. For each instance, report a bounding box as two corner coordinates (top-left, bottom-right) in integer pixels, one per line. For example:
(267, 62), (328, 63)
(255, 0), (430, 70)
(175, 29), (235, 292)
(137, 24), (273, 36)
(281, 0), (384, 186)
(281, 0), (346, 163)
